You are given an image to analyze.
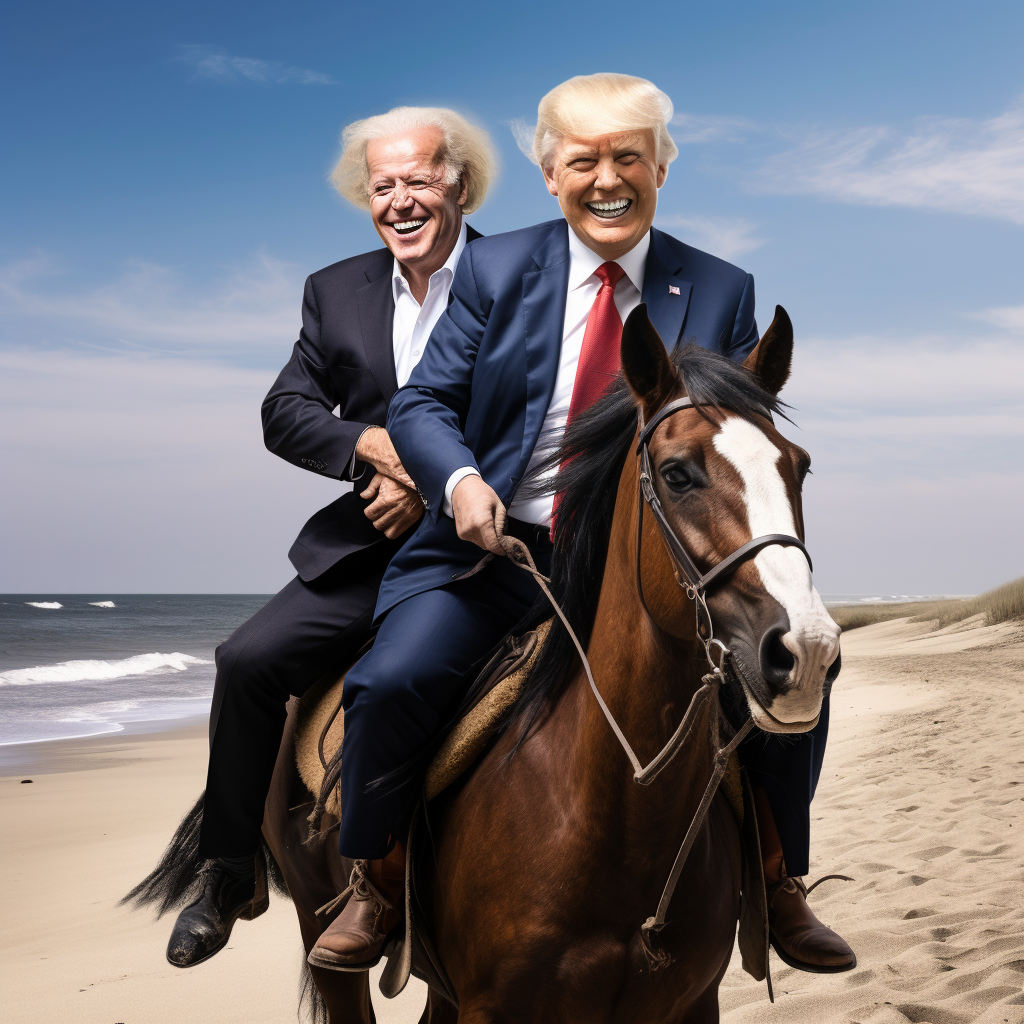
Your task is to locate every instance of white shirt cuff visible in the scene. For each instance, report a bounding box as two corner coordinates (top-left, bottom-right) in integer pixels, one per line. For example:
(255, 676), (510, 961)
(443, 467), (480, 517)
(347, 426), (374, 481)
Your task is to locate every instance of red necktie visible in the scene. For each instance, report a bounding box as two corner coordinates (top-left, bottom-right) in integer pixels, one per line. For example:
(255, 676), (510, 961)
(552, 262), (626, 535)
(566, 261), (627, 425)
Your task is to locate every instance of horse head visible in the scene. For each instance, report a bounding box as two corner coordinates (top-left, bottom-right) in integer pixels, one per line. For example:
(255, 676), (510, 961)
(620, 304), (840, 734)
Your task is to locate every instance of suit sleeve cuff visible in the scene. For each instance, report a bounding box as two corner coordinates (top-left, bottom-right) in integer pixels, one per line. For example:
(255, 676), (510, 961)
(443, 467), (481, 518)
(344, 425), (375, 482)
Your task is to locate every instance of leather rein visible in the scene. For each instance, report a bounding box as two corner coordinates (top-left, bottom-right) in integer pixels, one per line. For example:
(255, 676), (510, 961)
(502, 393), (815, 969)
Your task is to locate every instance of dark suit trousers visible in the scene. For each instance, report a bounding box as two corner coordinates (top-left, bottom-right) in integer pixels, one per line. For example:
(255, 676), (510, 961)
(337, 549), (548, 860)
(722, 687), (831, 878)
(199, 542), (398, 858)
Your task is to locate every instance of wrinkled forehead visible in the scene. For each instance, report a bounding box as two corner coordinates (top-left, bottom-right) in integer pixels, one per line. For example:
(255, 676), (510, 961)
(365, 126), (446, 180)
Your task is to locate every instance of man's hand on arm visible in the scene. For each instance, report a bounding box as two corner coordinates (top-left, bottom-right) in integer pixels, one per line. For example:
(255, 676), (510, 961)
(355, 426), (423, 538)
(354, 426), (416, 489)
(360, 473), (424, 539)
(451, 475), (507, 556)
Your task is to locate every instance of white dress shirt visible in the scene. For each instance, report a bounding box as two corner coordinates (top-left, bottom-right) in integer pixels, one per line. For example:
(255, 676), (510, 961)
(392, 221), (468, 387)
(444, 225), (650, 525)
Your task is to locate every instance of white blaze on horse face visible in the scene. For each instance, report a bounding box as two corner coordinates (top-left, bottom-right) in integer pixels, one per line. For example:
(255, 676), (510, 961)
(712, 417), (839, 724)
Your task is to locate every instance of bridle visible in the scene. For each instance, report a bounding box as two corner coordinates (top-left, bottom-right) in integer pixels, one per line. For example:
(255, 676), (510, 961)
(635, 395), (813, 678)
(502, 391), (817, 977)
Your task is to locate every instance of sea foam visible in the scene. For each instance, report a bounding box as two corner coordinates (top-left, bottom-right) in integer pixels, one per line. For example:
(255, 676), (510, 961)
(89, 601), (116, 608)
(0, 652), (212, 686)
(25, 602), (62, 610)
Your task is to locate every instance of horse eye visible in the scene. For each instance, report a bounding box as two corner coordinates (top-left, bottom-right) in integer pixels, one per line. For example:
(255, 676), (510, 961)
(661, 464), (693, 492)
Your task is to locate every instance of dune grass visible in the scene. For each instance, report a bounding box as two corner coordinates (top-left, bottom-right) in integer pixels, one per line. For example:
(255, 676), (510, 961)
(828, 575), (1024, 632)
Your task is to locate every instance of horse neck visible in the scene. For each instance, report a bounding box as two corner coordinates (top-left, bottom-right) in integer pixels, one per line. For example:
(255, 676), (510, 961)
(566, 445), (718, 830)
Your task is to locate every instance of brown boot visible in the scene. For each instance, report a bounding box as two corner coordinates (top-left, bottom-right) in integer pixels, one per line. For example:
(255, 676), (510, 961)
(308, 846), (404, 973)
(768, 874), (856, 973)
(753, 786), (855, 973)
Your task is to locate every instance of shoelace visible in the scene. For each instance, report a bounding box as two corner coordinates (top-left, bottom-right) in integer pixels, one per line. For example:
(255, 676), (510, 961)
(316, 859), (394, 918)
(767, 872), (854, 907)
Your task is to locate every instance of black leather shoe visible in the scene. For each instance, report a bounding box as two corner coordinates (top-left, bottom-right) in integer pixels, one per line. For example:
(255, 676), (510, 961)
(166, 854), (269, 968)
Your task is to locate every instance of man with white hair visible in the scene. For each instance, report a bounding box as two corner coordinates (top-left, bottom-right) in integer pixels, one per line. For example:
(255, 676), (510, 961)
(165, 106), (495, 968)
(311, 73), (853, 976)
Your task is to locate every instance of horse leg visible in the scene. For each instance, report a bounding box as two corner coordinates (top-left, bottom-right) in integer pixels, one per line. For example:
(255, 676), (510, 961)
(264, 698), (375, 1023)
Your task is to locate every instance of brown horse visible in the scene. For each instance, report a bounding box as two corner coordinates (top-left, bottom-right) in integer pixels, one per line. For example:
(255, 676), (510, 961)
(414, 305), (839, 1022)
(129, 304), (839, 1023)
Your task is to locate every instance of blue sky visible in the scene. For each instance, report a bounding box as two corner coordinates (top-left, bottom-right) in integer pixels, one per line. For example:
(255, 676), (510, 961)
(1, 0), (1021, 593)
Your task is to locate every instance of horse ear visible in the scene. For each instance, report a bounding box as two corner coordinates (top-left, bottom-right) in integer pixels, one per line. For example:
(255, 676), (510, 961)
(742, 305), (793, 396)
(621, 304), (680, 418)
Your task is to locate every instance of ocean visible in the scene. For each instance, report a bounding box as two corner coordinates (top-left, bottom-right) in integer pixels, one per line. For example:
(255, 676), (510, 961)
(0, 590), (963, 751)
(0, 595), (270, 748)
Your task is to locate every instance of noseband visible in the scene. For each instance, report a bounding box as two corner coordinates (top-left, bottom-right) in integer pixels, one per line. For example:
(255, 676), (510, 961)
(636, 395), (813, 676)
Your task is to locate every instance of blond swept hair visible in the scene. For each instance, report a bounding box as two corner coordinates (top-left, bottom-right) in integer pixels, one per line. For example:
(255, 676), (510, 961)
(332, 106), (497, 214)
(517, 73), (678, 169)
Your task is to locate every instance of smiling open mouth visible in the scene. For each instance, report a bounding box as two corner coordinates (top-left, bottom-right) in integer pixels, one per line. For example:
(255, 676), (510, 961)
(391, 218), (427, 235)
(586, 198), (632, 219)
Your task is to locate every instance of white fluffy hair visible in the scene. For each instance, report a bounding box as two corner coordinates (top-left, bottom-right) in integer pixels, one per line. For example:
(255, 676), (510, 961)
(514, 73), (679, 169)
(332, 106), (497, 214)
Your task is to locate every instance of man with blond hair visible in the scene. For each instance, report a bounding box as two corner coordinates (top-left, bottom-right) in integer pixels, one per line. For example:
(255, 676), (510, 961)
(165, 106), (495, 968)
(311, 73), (853, 977)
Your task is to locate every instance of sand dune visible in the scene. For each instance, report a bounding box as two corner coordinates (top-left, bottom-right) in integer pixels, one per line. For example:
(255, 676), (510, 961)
(1, 617), (1020, 1023)
(721, 617), (1024, 1024)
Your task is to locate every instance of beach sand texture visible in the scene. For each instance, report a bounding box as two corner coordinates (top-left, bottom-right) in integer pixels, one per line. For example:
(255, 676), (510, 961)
(1, 616), (1021, 1023)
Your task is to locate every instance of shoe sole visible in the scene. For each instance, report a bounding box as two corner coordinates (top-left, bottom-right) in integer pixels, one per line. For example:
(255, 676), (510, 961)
(769, 933), (857, 974)
(166, 891), (270, 969)
(306, 948), (385, 973)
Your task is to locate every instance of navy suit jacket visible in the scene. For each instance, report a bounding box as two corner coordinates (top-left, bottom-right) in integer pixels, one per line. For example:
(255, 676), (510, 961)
(378, 219), (758, 617)
(261, 226), (481, 582)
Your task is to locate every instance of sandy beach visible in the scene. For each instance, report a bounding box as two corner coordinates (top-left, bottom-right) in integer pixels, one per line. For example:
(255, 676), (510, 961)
(2, 616), (1021, 1023)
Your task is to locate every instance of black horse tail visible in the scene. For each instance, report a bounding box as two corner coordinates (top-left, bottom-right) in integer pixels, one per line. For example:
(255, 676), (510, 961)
(121, 790), (290, 915)
(299, 957), (330, 1024)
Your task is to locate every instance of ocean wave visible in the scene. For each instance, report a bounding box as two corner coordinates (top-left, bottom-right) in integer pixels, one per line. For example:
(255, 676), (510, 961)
(0, 652), (213, 686)
(88, 601), (116, 608)
(25, 601), (62, 610)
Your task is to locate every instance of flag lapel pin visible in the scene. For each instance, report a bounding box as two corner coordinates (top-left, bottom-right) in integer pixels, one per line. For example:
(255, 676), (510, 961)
(668, 284), (681, 295)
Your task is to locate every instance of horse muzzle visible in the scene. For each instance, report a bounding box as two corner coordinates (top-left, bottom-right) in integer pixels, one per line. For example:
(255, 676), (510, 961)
(726, 621), (840, 734)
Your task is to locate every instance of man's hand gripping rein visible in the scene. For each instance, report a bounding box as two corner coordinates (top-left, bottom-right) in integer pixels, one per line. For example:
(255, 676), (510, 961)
(451, 475), (507, 555)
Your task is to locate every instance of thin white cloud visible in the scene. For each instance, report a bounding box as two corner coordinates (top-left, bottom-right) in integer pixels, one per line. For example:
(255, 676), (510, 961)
(177, 44), (336, 86)
(670, 113), (757, 144)
(0, 252), (302, 359)
(671, 99), (1024, 226)
(755, 102), (1024, 224)
(656, 214), (764, 260)
(973, 304), (1024, 333)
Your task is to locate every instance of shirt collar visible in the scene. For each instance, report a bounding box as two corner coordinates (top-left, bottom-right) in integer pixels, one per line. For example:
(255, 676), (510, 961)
(392, 220), (468, 302)
(566, 223), (651, 294)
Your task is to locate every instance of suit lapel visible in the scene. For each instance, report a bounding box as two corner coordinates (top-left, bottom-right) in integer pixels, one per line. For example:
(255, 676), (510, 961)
(357, 228), (481, 402)
(356, 258), (399, 400)
(520, 221), (570, 473)
(642, 228), (692, 351)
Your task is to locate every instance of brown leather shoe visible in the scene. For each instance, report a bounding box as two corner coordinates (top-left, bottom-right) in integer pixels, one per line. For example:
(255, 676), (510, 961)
(308, 859), (402, 972)
(768, 875), (856, 973)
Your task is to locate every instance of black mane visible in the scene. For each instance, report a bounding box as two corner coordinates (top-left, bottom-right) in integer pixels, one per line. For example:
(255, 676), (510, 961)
(506, 343), (786, 744)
